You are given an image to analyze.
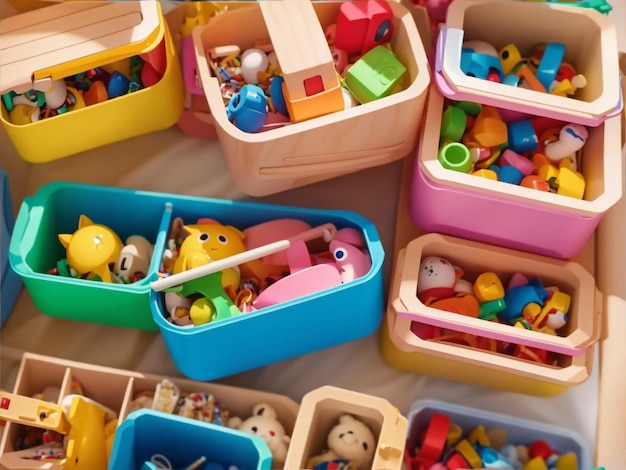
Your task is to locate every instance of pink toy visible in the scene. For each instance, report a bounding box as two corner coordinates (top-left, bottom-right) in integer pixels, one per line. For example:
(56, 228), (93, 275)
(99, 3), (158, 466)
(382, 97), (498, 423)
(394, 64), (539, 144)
(333, 227), (366, 248)
(499, 149), (535, 176)
(329, 239), (371, 283)
(242, 218), (315, 267)
(417, 256), (462, 305)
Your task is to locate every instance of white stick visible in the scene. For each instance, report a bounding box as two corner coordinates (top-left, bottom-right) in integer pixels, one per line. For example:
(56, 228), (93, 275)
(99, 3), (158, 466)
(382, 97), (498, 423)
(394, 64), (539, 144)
(150, 223), (337, 292)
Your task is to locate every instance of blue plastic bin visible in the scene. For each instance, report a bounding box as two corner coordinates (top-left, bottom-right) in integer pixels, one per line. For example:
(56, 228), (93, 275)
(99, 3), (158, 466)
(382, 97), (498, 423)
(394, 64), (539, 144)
(1, 168), (22, 327)
(406, 399), (592, 469)
(108, 409), (273, 470)
(150, 195), (385, 380)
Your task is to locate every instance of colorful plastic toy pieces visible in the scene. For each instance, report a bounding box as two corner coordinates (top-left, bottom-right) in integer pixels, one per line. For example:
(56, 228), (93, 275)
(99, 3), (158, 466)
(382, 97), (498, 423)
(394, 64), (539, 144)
(334, 0), (394, 57)
(58, 215), (123, 283)
(406, 413), (580, 470)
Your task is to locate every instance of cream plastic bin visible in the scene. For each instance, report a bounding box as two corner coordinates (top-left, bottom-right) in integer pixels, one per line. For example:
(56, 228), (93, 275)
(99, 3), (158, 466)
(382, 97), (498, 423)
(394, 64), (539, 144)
(284, 386), (407, 470)
(395, 233), (602, 357)
(380, 243), (595, 397)
(435, 0), (622, 126)
(0, 1), (185, 163)
(410, 84), (623, 259)
(193, 0), (431, 196)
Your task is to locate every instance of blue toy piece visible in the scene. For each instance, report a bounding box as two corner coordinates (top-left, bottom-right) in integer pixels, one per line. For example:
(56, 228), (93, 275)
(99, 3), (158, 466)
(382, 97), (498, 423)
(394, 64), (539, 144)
(460, 51), (503, 81)
(499, 278), (550, 324)
(227, 84), (268, 133)
(107, 71), (132, 99)
(507, 119), (538, 153)
(269, 76), (289, 117)
(535, 42), (567, 91)
(498, 166), (524, 185)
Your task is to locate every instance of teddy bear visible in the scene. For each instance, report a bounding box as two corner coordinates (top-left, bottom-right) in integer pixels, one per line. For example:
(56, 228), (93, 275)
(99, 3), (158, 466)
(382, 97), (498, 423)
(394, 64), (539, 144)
(307, 414), (376, 470)
(228, 403), (291, 468)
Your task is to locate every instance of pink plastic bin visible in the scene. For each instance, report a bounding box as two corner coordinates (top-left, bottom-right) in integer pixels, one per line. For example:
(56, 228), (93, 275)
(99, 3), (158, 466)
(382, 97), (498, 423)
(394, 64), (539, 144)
(409, 85), (623, 259)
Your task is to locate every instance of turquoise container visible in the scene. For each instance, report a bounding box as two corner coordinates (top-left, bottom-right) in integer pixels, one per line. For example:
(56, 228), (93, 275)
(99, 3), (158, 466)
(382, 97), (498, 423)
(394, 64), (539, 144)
(108, 409), (273, 470)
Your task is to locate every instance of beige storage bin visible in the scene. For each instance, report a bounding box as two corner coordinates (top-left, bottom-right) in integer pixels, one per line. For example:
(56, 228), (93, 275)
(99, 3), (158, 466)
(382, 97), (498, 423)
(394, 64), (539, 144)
(193, 0), (430, 196)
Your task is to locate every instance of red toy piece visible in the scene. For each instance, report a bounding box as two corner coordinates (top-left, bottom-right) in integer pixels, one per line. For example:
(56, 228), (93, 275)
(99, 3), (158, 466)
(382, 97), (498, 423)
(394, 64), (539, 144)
(334, 0), (393, 57)
(419, 413), (451, 462)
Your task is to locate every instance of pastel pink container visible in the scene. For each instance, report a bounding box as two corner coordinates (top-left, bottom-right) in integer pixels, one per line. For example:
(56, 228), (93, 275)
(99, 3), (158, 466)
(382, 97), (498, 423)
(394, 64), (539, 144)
(409, 85), (623, 259)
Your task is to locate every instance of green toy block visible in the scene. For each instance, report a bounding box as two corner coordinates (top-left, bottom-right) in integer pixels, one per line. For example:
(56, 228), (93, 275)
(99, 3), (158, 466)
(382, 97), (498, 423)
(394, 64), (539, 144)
(345, 45), (406, 104)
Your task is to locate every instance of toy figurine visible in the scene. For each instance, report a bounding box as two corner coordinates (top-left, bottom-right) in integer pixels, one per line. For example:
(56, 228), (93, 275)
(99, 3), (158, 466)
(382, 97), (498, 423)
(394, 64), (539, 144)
(307, 414), (376, 470)
(417, 256), (464, 305)
(173, 220), (247, 294)
(543, 123), (589, 163)
(58, 215), (123, 283)
(228, 404), (291, 468)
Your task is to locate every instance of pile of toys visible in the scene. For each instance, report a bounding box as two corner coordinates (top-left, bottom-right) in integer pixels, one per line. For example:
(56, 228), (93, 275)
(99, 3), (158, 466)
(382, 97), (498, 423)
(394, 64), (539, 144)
(1, 53), (163, 126)
(405, 412), (580, 470)
(50, 215), (154, 285)
(438, 99), (588, 199)
(461, 40), (587, 99)
(209, 0), (407, 133)
(156, 217), (372, 328)
(414, 255), (572, 365)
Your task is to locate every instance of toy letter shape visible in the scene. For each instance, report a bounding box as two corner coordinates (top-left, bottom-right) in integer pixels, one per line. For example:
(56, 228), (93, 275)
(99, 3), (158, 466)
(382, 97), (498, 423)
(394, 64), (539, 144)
(58, 215), (123, 283)
(330, 239), (371, 283)
(64, 396), (108, 470)
(113, 235), (154, 283)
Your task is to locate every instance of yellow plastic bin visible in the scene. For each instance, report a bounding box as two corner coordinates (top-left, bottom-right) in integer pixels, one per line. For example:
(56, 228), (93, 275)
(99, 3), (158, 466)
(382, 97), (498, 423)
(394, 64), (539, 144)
(193, 0), (431, 196)
(435, 0), (622, 126)
(0, 1), (185, 163)
(380, 234), (600, 397)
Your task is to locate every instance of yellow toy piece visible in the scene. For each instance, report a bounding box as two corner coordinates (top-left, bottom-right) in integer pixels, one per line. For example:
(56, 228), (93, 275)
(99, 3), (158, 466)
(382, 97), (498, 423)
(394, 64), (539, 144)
(473, 272), (505, 303)
(555, 167), (585, 199)
(524, 456), (549, 470)
(538, 164), (559, 182)
(555, 452), (578, 470)
(499, 44), (524, 75)
(189, 297), (216, 326)
(455, 439), (482, 468)
(58, 215), (123, 283)
(533, 291), (571, 329)
(467, 425), (490, 447)
(104, 418), (118, 462)
(64, 396), (109, 470)
(472, 168), (498, 180)
(173, 221), (247, 292)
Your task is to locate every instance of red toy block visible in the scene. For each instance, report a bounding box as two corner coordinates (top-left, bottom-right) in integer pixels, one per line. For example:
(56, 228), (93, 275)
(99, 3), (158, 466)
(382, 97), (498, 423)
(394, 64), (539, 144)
(334, 0), (393, 57)
(420, 413), (451, 462)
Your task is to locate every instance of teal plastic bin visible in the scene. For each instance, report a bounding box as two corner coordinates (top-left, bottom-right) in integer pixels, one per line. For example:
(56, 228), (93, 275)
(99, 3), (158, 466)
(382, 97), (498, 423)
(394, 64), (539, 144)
(9, 182), (171, 330)
(108, 409), (273, 470)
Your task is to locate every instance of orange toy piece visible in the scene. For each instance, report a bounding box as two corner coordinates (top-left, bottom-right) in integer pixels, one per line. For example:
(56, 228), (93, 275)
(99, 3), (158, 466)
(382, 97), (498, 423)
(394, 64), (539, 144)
(430, 293), (480, 317)
(466, 106), (507, 148)
(520, 175), (551, 192)
(259, 0), (344, 123)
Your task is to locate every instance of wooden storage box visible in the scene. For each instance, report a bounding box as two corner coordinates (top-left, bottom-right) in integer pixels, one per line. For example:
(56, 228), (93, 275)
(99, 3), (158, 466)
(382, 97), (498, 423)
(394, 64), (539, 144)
(193, 0), (430, 196)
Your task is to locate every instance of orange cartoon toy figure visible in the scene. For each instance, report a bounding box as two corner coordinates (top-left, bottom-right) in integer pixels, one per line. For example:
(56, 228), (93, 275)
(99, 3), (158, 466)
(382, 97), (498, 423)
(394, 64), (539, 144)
(173, 219), (246, 294)
(58, 215), (123, 283)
